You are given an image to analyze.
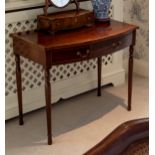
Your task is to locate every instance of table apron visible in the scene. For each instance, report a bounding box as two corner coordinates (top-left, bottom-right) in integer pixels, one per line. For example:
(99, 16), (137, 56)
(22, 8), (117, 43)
(13, 32), (133, 67)
(13, 37), (46, 66)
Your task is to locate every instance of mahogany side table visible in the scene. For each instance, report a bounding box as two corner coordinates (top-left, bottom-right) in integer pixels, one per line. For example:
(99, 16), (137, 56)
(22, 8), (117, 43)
(12, 20), (138, 145)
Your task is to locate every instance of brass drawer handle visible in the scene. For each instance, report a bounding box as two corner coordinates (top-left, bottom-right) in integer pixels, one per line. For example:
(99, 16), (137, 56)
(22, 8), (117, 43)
(77, 49), (90, 58)
(112, 41), (122, 48)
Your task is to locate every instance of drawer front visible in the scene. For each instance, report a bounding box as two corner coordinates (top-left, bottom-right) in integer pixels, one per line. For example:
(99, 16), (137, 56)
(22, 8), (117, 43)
(52, 33), (133, 65)
(52, 46), (92, 65)
(91, 32), (133, 57)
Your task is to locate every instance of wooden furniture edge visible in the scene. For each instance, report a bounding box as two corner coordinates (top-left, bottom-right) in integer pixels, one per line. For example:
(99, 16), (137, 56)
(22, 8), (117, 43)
(10, 23), (138, 51)
(84, 118), (149, 155)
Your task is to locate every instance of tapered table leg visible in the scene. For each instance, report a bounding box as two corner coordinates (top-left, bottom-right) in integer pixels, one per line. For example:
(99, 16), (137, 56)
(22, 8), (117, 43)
(44, 68), (52, 145)
(128, 45), (134, 111)
(97, 57), (102, 96)
(15, 54), (24, 125)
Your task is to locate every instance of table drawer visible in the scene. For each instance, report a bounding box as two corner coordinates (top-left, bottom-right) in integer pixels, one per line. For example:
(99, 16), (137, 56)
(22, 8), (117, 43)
(52, 46), (92, 65)
(52, 32), (133, 65)
(91, 33), (133, 57)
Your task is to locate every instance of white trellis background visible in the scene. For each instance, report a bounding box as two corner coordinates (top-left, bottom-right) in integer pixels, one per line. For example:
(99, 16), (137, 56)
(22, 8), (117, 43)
(5, 0), (125, 119)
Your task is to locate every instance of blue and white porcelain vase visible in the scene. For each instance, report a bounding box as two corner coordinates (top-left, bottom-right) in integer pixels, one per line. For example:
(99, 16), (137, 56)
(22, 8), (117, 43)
(92, 0), (112, 22)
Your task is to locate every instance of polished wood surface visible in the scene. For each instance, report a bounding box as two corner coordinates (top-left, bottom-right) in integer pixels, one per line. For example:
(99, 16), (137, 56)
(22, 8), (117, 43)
(13, 20), (137, 50)
(84, 118), (149, 155)
(38, 9), (94, 32)
(12, 20), (137, 67)
(12, 20), (138, 145)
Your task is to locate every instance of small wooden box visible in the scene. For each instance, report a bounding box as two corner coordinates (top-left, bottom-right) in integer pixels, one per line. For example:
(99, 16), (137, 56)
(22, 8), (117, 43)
(37, 9), (95, 32)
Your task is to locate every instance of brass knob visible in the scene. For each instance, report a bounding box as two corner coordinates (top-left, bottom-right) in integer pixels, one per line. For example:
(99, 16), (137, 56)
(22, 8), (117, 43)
(76, 49), (90, 58)
(112, 42), (117, 47)
(77, 51), (80, 56)
(86, 49), (90, 54)
(112, 41), (122, 48)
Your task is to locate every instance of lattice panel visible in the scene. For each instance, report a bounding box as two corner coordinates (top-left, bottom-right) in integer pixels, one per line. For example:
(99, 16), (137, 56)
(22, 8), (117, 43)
(5, 19), (39, 96)
(5, 6), (113, 96)
(109, 5), (113, 18)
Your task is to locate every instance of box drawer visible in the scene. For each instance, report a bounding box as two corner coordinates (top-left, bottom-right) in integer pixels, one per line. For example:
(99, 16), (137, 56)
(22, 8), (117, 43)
(52, 46), (92, 65)
(90, 33), (133, 57)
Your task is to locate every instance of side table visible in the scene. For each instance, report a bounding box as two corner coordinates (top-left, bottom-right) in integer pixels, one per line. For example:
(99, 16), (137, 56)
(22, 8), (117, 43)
(12, 20), (138, 145)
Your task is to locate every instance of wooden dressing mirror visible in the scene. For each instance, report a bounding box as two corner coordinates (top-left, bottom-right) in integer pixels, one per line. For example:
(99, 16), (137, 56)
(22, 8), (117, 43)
(39, 0), (94, 33)
(44, 0), (79, 15)
(49, 0), (71, 8)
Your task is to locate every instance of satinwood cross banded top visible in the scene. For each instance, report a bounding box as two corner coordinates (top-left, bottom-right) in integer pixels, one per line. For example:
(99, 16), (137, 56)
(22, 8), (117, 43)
(13, 20), (137, 50)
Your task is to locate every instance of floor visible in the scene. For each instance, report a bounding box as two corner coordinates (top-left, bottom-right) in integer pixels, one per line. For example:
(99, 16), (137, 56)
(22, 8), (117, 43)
(5, 75), (149, 155)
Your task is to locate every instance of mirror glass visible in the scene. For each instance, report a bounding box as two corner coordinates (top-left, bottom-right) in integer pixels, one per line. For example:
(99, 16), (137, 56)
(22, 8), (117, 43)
(50, 0), (71, 8)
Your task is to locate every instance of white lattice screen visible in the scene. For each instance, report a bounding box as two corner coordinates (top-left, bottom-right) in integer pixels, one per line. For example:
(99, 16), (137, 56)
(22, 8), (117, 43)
(5, 6), (113, 97)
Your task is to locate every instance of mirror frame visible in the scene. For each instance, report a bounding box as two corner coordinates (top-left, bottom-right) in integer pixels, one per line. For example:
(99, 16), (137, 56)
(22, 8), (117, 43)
(49, 0), (71, 8)
(44, 0), (80, 16)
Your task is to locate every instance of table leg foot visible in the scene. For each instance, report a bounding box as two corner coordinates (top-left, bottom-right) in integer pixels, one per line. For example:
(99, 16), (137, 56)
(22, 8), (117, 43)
(97, 93), (101, 97)
(127, 106), (131, 111)
(19, 119), (24, 125)
(48, 136), (52, 145)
